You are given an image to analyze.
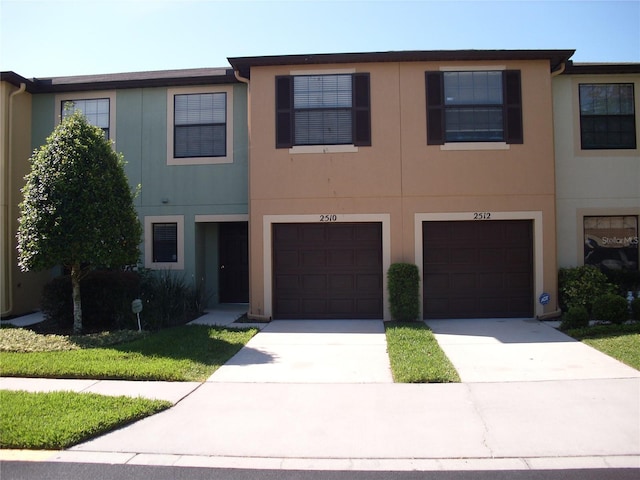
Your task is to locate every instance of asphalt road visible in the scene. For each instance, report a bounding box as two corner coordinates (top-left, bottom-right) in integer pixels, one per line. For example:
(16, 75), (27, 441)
(1, 462), (639, 480)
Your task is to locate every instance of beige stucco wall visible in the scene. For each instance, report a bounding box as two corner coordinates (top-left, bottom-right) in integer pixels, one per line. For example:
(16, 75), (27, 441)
(553, 73), (640, 268)
(248, 59), (559, 319)
(1, 81), (50, 317)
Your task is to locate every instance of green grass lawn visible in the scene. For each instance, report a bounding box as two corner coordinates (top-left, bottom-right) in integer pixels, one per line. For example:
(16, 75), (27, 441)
(0, 325), (258, 381)
(0, 390), (170, 450)
(385, 321), (460, 383)
(565, 322), (640, 371)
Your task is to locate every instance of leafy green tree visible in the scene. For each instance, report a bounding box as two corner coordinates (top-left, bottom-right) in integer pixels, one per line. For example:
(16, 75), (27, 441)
(17, 111), (142, 333)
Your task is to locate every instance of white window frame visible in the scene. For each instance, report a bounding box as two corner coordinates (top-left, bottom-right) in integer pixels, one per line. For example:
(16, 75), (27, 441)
(144, 215), (185, 270)
(167, 85), (234, 165)
(55, 91), (117, 146)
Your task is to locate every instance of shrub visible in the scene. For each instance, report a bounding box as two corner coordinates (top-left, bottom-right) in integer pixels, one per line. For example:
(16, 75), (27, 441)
(560, 306), (589, 330)
(138, 270), (207, 330)
(42, 271), (140, 331)
(591, 293), (629, 325)
(632, 297), (640, 321)
(387, 263), (420, 321)
(558, 265), (615, 313)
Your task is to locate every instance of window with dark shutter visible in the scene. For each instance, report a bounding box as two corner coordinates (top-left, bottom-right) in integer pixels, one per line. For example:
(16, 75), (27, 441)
(353, 73), (371, 146)
(426, 72), (445, 145)
(275, 73), (371, 148)
(426, 70), (523, 144)
(174, 93), (226, 158)
(276, 76), (293, 148)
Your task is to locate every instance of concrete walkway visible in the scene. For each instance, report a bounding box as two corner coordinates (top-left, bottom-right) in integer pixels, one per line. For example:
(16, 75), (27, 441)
(1, 316), (639, 472)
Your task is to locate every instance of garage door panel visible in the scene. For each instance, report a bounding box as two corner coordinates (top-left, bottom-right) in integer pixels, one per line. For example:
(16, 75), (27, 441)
(301, 224), (326, 242)
(425, 273), (450, 289)
(451, 273), (476, 289)
(274, 224), (301, 242)
(478, 272), (504, 290)
(274, 274), (300, 290)
(328, 250), (355, 267)
(356, 249), (382, 267)
(273, 223), (383, 319)
(301, 250), (326, 268)
(423, 220), (533, 319)
(506, 272), (532, 289)
(302, 274), (327, 290)
(357, 273), (382, 290)
(454, 248), (477, 265)
(274, 250), (299, 268)
(424, 248), (449, 264)
(329, 274), (354, 291)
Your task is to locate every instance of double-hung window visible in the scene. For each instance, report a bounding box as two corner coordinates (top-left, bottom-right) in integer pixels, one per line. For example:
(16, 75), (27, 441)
(145, 215), (184, 270)
(61, 98), (110, 138)
(426, 70), (523, 145)
(275, 73), (371, 148)
(174, 92), (227, 158)
(579, 84), (636, 150)
(152, 223), (178, 263)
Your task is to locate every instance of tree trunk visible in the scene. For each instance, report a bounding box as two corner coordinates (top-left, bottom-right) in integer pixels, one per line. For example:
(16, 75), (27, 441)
(71, 263), (83, 334)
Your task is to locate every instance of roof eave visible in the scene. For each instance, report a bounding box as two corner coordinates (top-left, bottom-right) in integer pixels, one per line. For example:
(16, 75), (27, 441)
(228, 49), (576, 78)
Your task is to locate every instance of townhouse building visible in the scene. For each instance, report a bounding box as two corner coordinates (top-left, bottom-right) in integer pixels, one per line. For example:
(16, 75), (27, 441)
(229, 50), (573, 321)
(2, 49), (638, 321)
(1, 69), (249, 317)
(553, 62), (639, 275)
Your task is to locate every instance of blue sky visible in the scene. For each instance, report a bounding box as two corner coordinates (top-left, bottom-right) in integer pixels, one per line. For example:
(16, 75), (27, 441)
(1, 0), (639, 78)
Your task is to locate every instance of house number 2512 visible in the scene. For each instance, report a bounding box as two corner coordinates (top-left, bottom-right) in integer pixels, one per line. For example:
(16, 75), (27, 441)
(473, 212), (491, 220)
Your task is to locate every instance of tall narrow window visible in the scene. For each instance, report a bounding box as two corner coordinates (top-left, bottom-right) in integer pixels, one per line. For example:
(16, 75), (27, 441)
(174, 93), (226, 158)
(61, 98), (110, 138)
(579, 84), (636, 150)
(152, 223), (178, 263)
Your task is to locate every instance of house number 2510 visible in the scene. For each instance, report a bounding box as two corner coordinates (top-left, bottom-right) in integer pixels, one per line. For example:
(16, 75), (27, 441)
(319, 214), (338, 222)
(473, 212), (491, 220)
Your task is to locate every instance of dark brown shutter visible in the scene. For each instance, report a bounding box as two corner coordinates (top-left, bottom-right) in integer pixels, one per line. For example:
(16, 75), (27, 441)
(504, 70), (523, 144)
(425, 72), (445, 145)
(353, 73), (371, 146)
(276, 76), (293, 148)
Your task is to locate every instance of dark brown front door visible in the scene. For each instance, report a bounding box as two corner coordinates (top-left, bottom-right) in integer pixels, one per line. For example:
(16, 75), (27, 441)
(219, 222), (249, 303)
(423, 220), (533, 319)
(273, 223), (383, 319)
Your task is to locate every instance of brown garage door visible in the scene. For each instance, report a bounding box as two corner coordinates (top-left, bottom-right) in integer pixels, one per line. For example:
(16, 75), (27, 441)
(423, 220), (533, 319)
(273, 223), (383, 319)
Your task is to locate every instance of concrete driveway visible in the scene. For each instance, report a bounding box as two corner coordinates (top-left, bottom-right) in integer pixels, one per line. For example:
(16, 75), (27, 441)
(208, 319), (393, 383)
(426, 318), (640, 382)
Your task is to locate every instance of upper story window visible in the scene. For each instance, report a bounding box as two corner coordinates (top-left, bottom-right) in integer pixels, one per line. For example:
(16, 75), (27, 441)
(275, 73), (371, 148)
(426, 70), (523, 145)
(174, 92), (227, 158)
(61, 98), (110, 139)
(167, 85), (234, 166)
(579, 84), (636, 150)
